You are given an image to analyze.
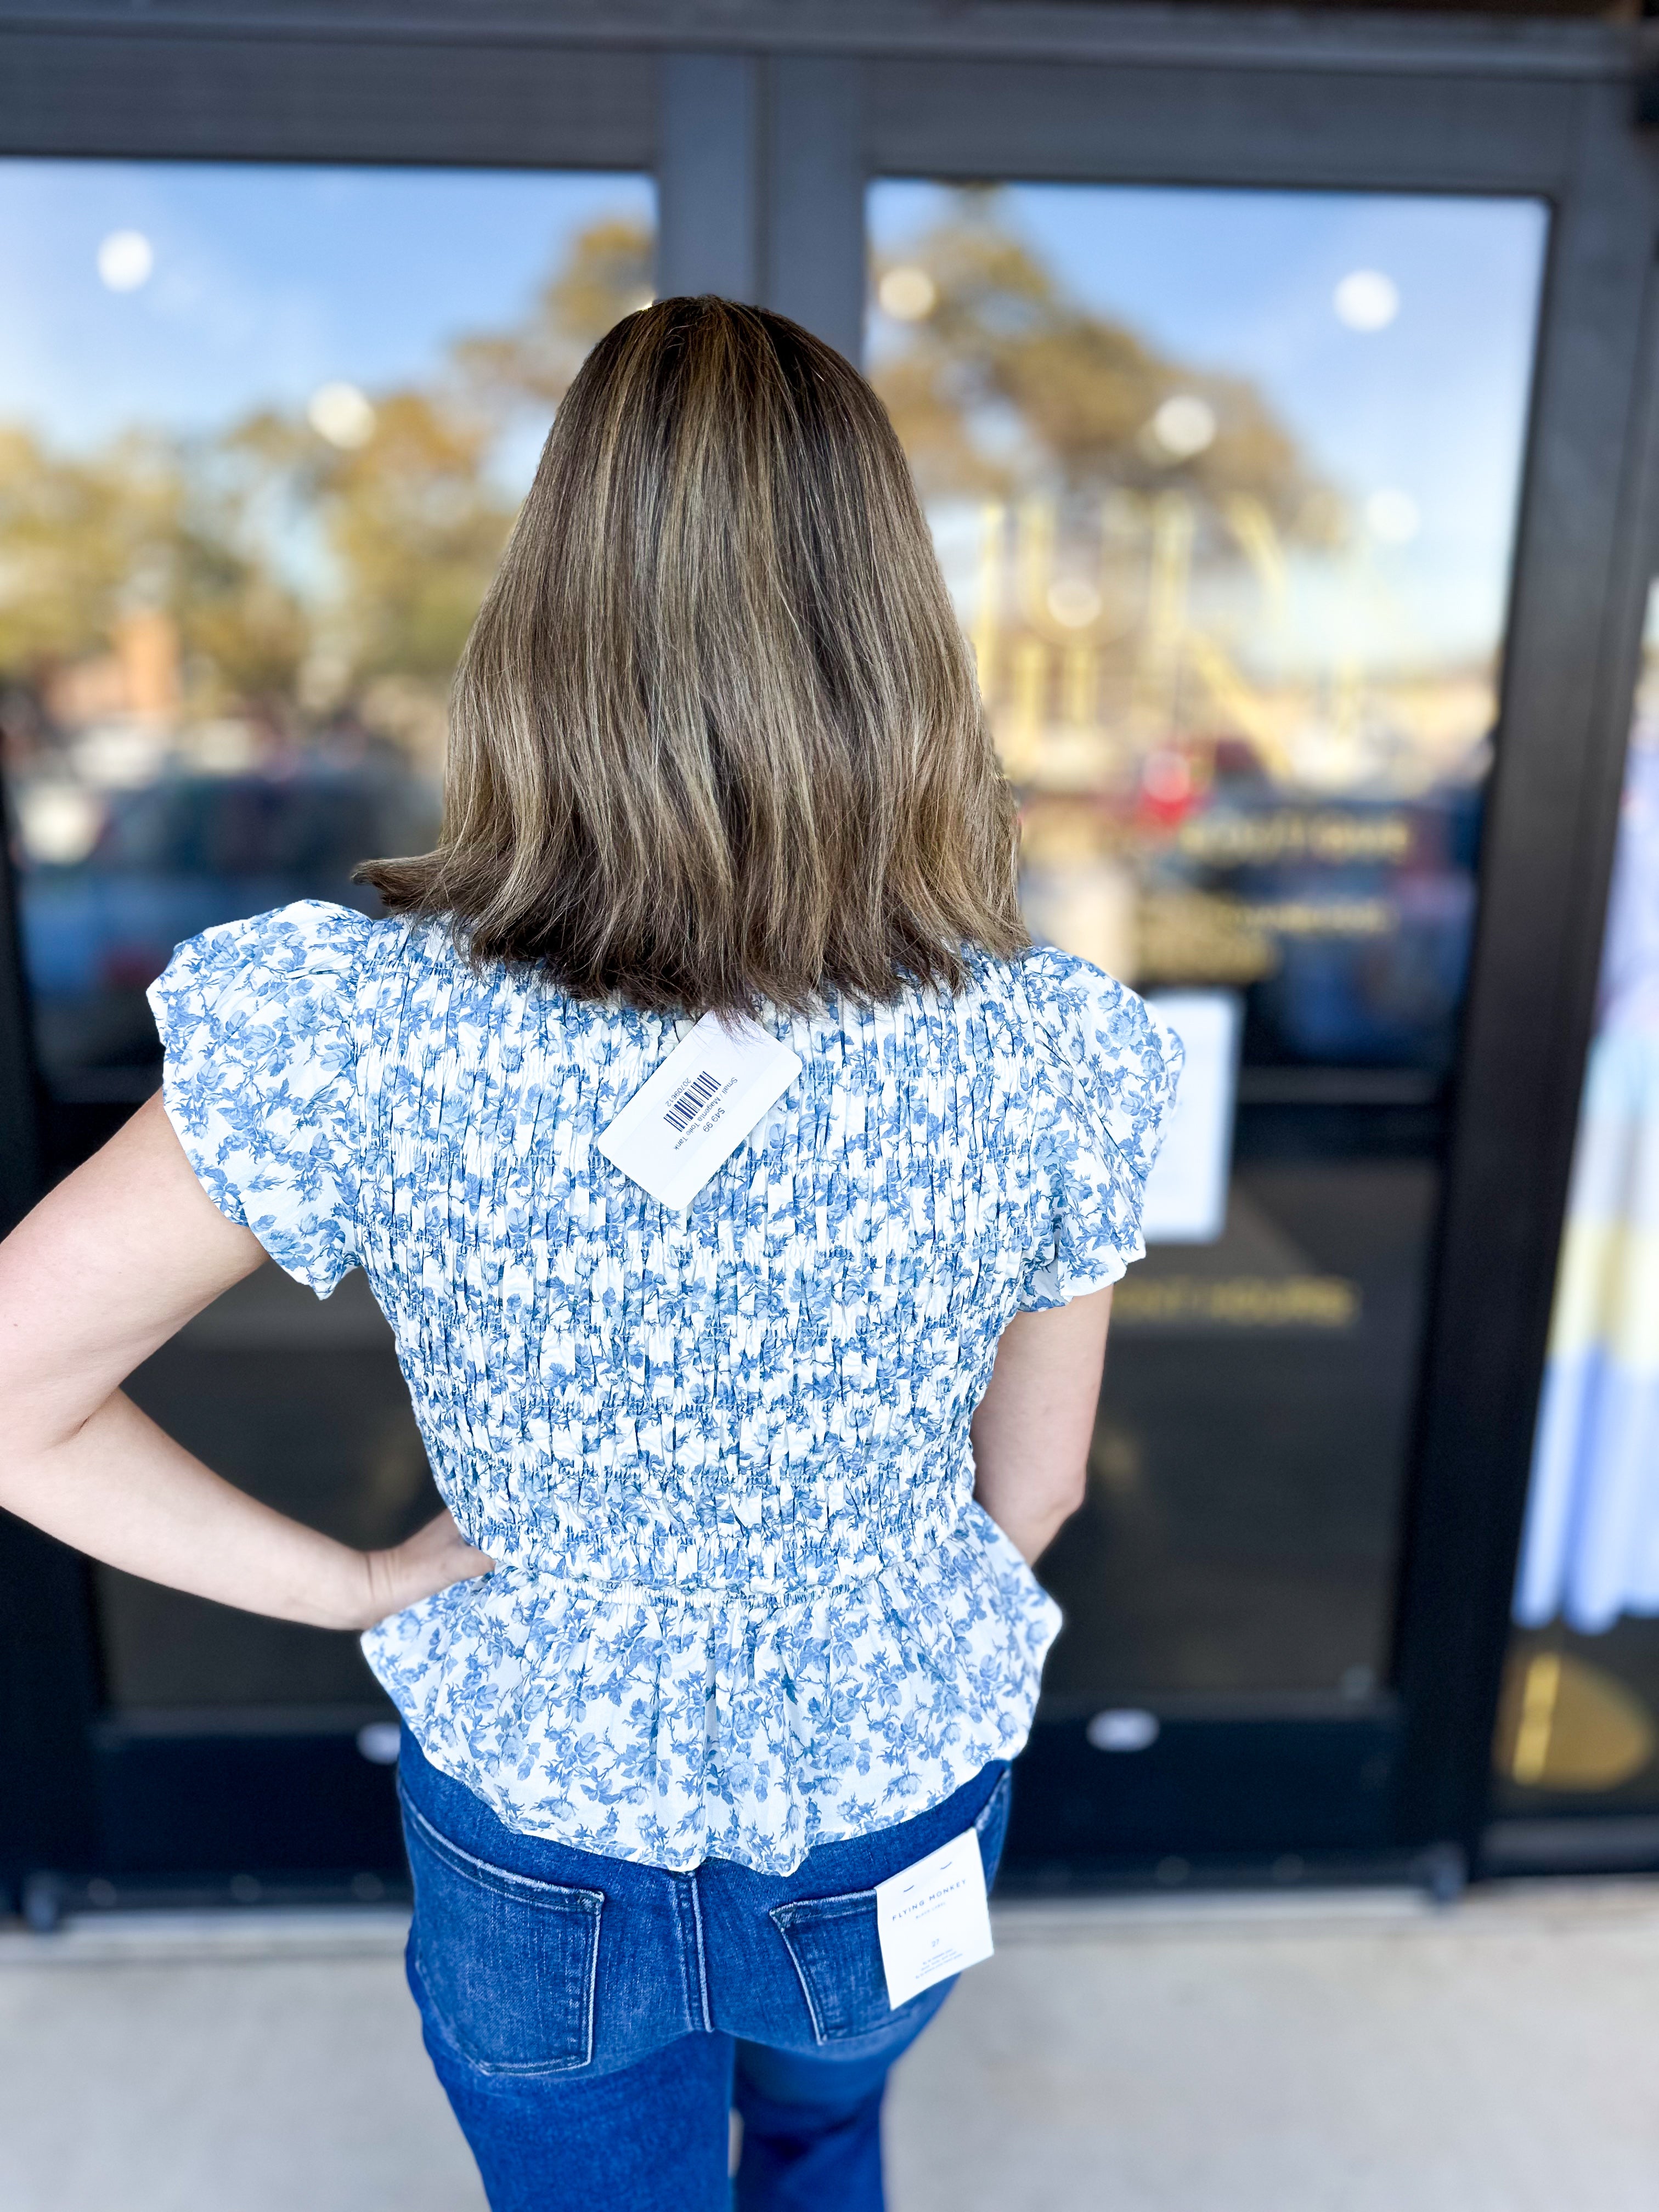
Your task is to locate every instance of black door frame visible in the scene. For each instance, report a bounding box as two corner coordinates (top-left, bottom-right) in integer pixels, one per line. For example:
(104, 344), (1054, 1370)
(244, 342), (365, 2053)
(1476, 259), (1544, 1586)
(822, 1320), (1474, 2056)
(0, 0), (1655, 1897)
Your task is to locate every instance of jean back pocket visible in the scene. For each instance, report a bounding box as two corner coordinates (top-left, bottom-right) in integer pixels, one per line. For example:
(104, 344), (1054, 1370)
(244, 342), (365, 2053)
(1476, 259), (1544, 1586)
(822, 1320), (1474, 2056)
(770, 1767), (1013, 2045)
(402, 1793), (603, 2076)
(770, 1889), (898, 2042)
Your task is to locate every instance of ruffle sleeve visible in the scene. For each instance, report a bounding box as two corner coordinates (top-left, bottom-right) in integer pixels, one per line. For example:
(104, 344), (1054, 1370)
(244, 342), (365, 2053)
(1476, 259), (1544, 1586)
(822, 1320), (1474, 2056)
(146, 899), (371, 1296)
(1020, 947), (1185, 1308)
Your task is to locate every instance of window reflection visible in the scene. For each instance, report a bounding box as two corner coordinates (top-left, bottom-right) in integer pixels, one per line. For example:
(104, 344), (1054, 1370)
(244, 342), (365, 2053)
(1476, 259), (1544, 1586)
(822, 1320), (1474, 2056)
(870, 182), (1547, 1700)
(870, 184), (1539, 1085)
(0, 160), (654, 1714)
(1, 162), (654, 1150)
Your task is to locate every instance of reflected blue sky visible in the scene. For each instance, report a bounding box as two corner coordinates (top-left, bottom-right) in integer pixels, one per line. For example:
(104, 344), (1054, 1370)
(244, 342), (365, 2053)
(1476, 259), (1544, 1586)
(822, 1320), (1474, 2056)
(0, 162), (1543, 676)
(0, 160), (654, 462)
(869, 182), (1548, 669)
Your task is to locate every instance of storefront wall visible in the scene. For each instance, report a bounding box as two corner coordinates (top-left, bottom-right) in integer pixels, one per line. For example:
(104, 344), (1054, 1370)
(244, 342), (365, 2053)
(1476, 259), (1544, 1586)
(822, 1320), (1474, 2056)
(0, 2), (1654, 1906)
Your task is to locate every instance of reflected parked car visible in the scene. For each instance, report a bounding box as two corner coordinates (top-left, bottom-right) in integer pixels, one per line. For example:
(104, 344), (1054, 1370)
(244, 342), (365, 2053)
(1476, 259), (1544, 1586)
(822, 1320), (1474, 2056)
(17, 765), (438, 1096)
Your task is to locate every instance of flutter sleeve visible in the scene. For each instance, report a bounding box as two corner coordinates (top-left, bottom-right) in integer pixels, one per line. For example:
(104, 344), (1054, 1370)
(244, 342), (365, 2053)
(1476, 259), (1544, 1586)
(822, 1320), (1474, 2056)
(146, 899), (371, 1296)
(1021, 949), (1186, 1310)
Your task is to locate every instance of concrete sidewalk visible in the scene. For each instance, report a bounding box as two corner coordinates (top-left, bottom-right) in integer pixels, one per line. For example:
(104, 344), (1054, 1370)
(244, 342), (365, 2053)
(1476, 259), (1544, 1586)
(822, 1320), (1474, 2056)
(0, 1881), (1654, 2211)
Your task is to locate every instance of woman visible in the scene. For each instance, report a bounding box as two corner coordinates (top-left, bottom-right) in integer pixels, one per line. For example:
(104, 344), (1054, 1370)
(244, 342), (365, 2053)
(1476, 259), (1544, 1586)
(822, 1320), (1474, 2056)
(0, 298), (1180, 2210)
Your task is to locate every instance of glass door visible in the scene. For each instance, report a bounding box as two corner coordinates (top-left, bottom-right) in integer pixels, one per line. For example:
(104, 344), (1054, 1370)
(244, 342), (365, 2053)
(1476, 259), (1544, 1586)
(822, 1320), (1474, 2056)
(1492, 586), (1659, 1864)
(867, 180), (1549, 1874)
(0, 156), (654, 1891)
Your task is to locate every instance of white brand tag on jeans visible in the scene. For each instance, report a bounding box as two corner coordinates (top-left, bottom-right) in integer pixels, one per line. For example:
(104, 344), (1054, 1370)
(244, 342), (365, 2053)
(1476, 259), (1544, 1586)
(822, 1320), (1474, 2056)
(874, 1829), (994, 2010)
(596, 1012), (802, 1212)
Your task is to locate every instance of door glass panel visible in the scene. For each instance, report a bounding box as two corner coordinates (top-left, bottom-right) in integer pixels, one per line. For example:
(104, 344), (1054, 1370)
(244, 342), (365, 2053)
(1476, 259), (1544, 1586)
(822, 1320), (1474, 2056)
(868, 182), (1547, 1708)
(1, 159), (655, 1718)
(1496, 583), (1659, 1815)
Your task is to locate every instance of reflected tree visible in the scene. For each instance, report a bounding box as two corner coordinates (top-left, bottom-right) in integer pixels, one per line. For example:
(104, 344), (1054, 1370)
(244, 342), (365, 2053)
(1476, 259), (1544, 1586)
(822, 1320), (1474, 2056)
(872, 188), (1334, 544)
(0, 215), (653, 774)
(452, 216), (653, 411)
(0, 428), (182, 674)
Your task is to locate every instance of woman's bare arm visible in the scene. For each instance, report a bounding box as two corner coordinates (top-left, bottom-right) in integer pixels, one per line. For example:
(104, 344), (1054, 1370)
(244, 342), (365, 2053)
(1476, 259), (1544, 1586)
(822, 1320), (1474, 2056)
(0, 1093), (490, 1629)
(970, 1286), (1112, 1562)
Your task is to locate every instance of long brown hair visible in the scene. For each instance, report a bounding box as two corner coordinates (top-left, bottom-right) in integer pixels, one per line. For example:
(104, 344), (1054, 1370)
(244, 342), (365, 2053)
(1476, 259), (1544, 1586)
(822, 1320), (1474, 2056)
(359, 295), (1028, 1013)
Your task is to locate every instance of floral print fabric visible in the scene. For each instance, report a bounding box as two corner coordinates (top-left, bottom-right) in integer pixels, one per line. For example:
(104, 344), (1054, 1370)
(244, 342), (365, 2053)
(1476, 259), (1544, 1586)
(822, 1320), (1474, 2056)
(149, 901), (1182, 1874)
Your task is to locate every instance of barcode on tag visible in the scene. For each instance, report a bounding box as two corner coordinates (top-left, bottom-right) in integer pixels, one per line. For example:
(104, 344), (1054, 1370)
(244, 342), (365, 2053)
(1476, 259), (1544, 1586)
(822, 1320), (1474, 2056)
(664, 1070), (722, 1133)
(596, 1012), (802, 1212)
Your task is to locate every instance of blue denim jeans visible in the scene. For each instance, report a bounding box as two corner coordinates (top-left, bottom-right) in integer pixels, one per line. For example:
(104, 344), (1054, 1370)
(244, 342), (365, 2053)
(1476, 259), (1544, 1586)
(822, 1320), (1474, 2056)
(396, 1727), (1012, 2212)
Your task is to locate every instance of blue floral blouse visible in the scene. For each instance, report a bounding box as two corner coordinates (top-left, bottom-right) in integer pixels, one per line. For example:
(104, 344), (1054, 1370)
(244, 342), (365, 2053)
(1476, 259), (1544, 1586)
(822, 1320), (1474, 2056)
(149, 901), (1182, 1875)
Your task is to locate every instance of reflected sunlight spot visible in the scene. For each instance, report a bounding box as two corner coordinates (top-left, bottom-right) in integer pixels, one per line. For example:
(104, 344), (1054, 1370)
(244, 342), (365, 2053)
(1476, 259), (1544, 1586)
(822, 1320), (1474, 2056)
(1047, 577), (1102, 628)
(16, 781), (103, 866)
(1365, 487), (1420, 544)
(1334, 269), (1400, 331)
(308, 380), (377, 449)
(1149, 393), (1216, 459)
(879, 265), (937, 321)
(96, 229), (153, 292)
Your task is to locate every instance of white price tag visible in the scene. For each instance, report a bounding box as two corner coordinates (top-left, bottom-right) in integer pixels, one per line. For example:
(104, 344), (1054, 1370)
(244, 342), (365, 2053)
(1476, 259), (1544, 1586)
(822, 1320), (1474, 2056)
(596, 1012), (802, 1211)
(874, 1829), (994, 2010)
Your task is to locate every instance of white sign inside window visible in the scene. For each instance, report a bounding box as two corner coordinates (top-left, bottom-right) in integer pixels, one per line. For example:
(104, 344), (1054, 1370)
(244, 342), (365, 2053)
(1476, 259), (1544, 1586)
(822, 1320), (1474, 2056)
(1141, 990), (1243, 1245)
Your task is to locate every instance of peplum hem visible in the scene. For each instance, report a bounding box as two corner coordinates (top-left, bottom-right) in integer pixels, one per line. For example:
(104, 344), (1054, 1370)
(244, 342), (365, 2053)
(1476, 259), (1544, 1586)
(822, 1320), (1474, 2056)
(362, 1503), (1061, 1876)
